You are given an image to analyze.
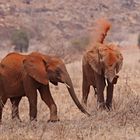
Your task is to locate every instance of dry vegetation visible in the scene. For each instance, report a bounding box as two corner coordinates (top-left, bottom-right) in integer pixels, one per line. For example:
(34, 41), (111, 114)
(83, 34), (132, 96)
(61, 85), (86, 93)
(0, 48), (140, 140)
(0, 0), (140, 139)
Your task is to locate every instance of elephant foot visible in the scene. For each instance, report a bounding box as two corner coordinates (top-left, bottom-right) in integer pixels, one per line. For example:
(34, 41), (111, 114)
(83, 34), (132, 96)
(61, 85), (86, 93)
(12, 117), (22, 122)
(47, 116), (60, 123)
(30, 117), (37, 122)
(97, 102), (106, 110)
(105, 103), (112, 111)
(47, 119), (60, 123)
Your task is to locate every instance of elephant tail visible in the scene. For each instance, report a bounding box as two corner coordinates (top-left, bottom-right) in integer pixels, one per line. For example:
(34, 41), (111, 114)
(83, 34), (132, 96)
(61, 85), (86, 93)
(88, 18), (111, 45)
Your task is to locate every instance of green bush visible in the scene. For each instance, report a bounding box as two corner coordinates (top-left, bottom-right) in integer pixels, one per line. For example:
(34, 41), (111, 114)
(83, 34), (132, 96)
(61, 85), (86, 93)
(138, 34), (140, 48)
(11, 29), (29, 52)
(71, 36), (90, 51)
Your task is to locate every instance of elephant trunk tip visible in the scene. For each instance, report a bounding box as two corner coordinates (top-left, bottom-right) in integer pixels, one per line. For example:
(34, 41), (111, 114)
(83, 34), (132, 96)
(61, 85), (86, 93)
(84, 110), (91, 117)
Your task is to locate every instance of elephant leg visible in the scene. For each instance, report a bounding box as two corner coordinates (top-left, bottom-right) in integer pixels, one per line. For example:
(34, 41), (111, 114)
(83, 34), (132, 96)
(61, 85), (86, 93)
(39, 85), (59, 122)
(23, 77), (38, 121)
(10, 97), (22, 121)
(106, 81), (114, 110)
(96, 75), (106, 110)
(0, 97), (7, 123)
(82, 80), (90, 107)
(27, 91), (37, 121)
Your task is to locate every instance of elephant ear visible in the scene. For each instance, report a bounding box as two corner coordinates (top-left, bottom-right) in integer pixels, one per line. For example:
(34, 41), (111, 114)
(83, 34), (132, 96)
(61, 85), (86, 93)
(86, 46), (102, 75)
(116, 52), (123, 73)
(23, 55), (49, 85)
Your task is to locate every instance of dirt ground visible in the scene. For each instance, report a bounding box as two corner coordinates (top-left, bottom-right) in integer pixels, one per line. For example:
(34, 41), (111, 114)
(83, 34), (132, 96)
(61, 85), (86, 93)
(0, 47), (140, 140)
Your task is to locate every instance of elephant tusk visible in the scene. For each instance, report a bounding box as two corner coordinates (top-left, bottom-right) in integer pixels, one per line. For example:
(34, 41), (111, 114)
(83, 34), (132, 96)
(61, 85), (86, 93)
(65, 83), (70, 89)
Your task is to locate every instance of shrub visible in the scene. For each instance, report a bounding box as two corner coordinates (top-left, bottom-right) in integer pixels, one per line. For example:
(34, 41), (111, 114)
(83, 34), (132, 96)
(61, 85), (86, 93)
(71, 36), (90, 52)
(11, 29), (29, 52)
(137, 33), (140, 49)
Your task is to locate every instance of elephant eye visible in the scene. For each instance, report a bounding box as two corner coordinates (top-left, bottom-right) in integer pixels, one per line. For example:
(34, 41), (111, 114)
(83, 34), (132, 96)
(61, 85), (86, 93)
(56, 69), (61, 76)
(56, 70), (59, 74)
(109, 64), (113, 67)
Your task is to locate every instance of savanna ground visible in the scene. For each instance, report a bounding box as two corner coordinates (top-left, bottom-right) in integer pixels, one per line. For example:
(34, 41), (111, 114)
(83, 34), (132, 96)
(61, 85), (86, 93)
(0, 47), (140, 140)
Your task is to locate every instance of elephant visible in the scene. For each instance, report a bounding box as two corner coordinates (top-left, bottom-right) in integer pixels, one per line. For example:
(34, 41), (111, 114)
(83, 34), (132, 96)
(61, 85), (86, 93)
(81, 43), (123, 110)
(0, 52), (90, 123)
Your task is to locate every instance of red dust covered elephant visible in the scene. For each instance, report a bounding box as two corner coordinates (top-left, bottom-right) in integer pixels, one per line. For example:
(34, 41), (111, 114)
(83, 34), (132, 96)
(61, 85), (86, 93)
(81, 19), (123, 110)
(0, 52), (90, 123)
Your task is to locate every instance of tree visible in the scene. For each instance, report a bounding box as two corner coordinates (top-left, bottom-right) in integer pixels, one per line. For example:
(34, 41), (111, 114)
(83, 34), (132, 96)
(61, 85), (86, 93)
(138, 33), (140, 49)
(11, 29), (29, 52)
(71, 36), (90, 52)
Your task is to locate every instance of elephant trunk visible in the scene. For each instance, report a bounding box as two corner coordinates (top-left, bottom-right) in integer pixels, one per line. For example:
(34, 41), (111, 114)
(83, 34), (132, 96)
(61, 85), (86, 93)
(64, 73), (90, 116)
(105, 69), (116, 83)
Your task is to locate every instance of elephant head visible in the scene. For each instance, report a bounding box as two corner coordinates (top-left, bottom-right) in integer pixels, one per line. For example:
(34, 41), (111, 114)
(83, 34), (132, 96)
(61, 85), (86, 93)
(86, 43), (123, 83)
(23, 52), (90, 116)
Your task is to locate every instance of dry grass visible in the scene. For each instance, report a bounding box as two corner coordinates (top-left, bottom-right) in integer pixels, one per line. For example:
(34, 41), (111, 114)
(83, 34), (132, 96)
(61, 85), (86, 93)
(0, 49), (140, 140)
